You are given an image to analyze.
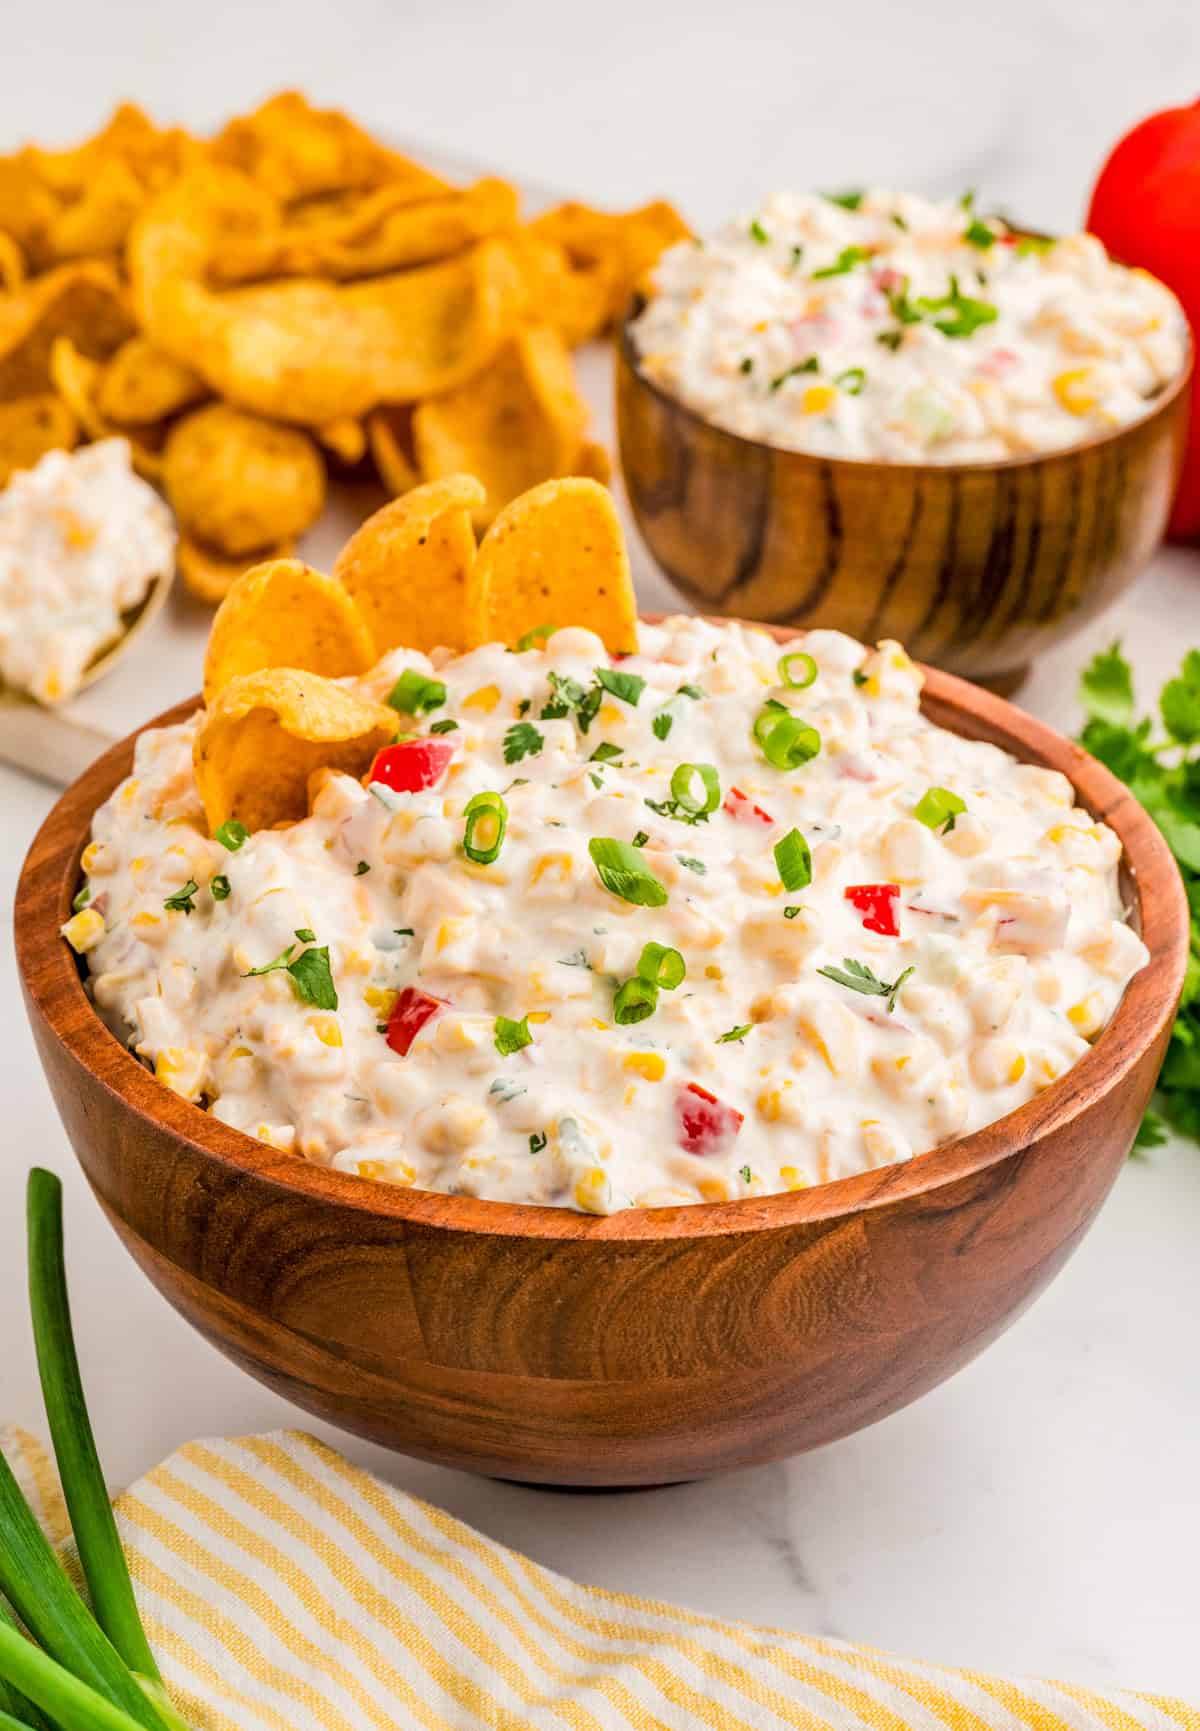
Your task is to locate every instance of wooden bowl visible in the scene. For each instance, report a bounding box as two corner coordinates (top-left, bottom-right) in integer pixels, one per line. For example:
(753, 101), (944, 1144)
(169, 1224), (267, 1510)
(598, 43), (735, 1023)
(618, 306), (1192, 693)
(15, 648), (1188, 1486)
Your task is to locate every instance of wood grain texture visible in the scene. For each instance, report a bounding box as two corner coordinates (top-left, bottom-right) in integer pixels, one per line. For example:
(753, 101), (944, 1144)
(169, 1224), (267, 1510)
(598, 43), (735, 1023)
(617, 312), (1192, 689)
(14, 645), (1189, 1485)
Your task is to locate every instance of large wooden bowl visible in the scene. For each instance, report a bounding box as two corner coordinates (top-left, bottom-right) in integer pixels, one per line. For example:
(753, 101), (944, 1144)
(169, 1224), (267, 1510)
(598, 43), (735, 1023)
(15, 649), (1188, 1486)
(618, 307), (1192, 692)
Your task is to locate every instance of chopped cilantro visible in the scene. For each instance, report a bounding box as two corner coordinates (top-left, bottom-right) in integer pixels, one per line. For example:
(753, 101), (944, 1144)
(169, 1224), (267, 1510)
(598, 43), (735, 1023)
(596, 666), (645, 706)
(516, 623), (556, 650)
(354, 860), (371, 875)
(749, 218), (770, 244)
(503, 721), (544, 764)
(740, 356), (754, 375)
(429, 718), (459, 734)
(783, 905), (803, 919)
(817, 956), (914, 1014)
(529, 1131), (548, 1154)
(770, 356), (820, 392)
(812, 245), (872, 280)
(163, 880), (199, 915)
(245, 930), (338, 1009)
(835, 366), (867, 395)
(963, 218), (996, 250)
(738, 1164), (753, 1183)
(823, 190), (864, 210)
(717, 1024), (752, 1044)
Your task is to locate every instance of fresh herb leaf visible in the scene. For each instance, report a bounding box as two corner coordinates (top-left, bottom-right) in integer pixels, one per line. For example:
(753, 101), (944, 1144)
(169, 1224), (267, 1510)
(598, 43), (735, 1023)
(717, 1024), (752, 1043)
(739, 1164), (753, 1183)
(1016, 233), (1055, 257)
(163, 880), (198, 915)
(429, 718), (459, 734)
(632, 829), (650, 847)
(589, 837), (668, 907)
(590, 741), (624, 763)
(914, 274), (998, 339)
(876, 328), (904, 351)
(740, 356), (754, 375)
(1079, 641), (1136, 727)
(652, 710), (674, 741)
(817, 956), (914, 1013)
(677, 855), (707, 874)
(354, 860), (371, 875)
(494, 1015), (532, 1056)
(824, 189), (864, 210)
(835, 366), (866, 395)
(963, 218), (995, 249)
(677, 683), (704, 699)
(529, 1130), (548, 1153)
(783, 905), (803, 919)
(596, 665), (646, 706)
(516, 623), (556, 650)
(812, 245), (872, 280)
(770, 356), (820, 392)
(387, 669), (446, 714)
(503, 721), (544, 764)
(245, 930), (338, 1008)
(749, 218), (770, 244)
(774, 828), (813, 891)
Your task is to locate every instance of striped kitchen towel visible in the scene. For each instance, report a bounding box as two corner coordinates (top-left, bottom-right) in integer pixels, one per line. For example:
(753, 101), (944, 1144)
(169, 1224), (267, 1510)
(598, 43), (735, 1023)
(2, 1426), (1195, 1731)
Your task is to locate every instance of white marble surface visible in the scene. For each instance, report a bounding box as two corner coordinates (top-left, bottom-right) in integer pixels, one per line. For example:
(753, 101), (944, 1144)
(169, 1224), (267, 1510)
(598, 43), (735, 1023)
(3, 0), (1200, 1701)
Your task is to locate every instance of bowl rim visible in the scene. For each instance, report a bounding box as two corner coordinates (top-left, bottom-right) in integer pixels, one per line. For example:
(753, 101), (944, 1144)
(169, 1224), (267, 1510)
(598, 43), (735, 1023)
(15, 629), (1189, 1244)
(617, 294), (1194, 477)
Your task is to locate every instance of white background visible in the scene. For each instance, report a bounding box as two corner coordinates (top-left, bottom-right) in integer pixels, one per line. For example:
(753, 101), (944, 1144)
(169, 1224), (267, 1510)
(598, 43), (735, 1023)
(3, 0), (1200, 1698)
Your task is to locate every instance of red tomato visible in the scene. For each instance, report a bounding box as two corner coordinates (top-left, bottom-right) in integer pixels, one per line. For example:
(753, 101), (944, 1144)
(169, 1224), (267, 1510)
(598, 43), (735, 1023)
(1087, 99), (1200, 538)
(384, 987), (443, 1056)
(368, 738), (456, 793)
(723, 787), (775, 827)
(675, 1082), (745, 1155)
(845, 882), (901, 937)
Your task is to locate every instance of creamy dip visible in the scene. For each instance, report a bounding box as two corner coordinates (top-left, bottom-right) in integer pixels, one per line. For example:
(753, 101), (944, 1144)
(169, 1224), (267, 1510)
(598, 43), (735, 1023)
(630, 190), (1187, 463)
(67, 618), (1147, 1213)
(0, 439), (175, 704)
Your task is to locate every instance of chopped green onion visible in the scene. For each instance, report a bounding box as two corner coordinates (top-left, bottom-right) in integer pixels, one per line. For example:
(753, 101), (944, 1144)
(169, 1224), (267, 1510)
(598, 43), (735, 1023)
(214, 819), (248, 851)
(516, 623), (556, 650)
(613, 978), (659, 1025)
(0, 1618), (159, 1731)
(913, 786), (966, 833)
(834, 367), (866, 395)
(529, 1131), (548, 1153)
(462, 791), (508, 864)
(753, 705), (822, 770)
(774, 828), (813, 892)
(631, 830), (650, 848)
(210, 874), (231, 901)
(494, 1016), (532, 1056)
(588, 838), (668, 907)
(963, 218), (995, 249)
(739, 357), (753, 375)
(595, 666), (645, 706)
(589, 741), (623, 763)
(778, 650), (817, 690)
(429, 718), (459, 734)
(783, 905), (803, 919)
(749, 219), (769, 244)
(71, 885), (91, 913)
(669, 761), (720, 816)
(770, 356), (819, 392)
(812, 245), (871, 280)
(386, 669), (445, 714)
(637, 942), (685, 991)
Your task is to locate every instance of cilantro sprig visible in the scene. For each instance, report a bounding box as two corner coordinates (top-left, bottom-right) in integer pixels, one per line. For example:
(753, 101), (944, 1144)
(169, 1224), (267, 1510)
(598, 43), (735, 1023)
(244, 929), (338, 1009)
(817, 956), (915, 1014)
(1077, 642), (1200, 1146)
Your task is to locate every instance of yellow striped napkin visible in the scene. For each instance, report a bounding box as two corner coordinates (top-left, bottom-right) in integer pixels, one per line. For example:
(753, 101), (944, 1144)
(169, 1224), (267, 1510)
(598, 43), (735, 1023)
(3, 1425), (1196, 1731)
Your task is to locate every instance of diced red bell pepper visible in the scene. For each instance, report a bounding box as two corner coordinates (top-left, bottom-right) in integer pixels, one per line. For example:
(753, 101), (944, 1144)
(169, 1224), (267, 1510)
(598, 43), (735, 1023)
(723, 786), (775, 827)
(845, 882), (901, 937)
(368, 738), (456, 794)
(675, 1082), (744, 1156)
(384, 986), (444, 1056)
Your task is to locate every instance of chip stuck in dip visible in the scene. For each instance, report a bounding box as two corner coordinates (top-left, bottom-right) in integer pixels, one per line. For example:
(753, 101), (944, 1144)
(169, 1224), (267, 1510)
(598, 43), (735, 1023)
(66, 476), (1148, 1214)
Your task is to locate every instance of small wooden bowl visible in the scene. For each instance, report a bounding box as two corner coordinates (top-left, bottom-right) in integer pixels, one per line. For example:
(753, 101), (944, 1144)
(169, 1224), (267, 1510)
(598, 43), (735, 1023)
(15, 647), (1188, 1486)
(618, 307), (1192, 692)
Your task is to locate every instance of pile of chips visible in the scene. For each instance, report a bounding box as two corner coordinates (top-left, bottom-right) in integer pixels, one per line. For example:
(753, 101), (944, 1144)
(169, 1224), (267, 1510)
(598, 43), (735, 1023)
(0, 93), (688, 599)
(195, 471), (638, 832)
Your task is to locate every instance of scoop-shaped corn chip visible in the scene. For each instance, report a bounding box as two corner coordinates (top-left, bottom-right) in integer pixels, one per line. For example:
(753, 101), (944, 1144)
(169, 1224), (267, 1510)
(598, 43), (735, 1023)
(474, 476), (637, 654)
(333, 473), (484, 655)
(0, 260), (133, 398)
(529, 199), (690, 325)
(193, 666), (396, 834)
(366, 406), (418, 496)
(164, 404), (326, 556)
(204, 557), (375, 701)
(274, 177), (520, 280)
(45, 157), (144, 262)
(0, 231), (25, 292)
(178, 534), (294, 605)
(211, 91), (441, 204)
(97, 336), (207, 425)
(316, 417), (367, 466)
(50, 338), (166, 480)
(413, 326), (591, 527)
(511, 231), (616, 349)
(0, 393), (77, 485)
(181, 237), (524, 424)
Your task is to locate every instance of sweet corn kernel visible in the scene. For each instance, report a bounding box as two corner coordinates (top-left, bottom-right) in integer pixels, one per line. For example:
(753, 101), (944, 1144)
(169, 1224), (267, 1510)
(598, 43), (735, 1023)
(1053, 368), (1098, 415)
(574, 1167), (612, 1215)
(802, 383), (837, 414)
(307, 1015), (342, 1048)
(527, 1010), (551, 1025)
(61, 908), (105, 952)
(530, 851), (574, 885)
(130, 911), (162, 931)
(464, 684), (501, 712)
(1067, 993), (1105, 1038)
(704, 964), (724, 980)
(779, 1165), (808, 1191)
(80, 842), (105, 873)
(435, 917), (471, 953)
(364, 986), (398, 1015)
(697, 1177), (729, 1203)
(623, 1051), (666, 1082)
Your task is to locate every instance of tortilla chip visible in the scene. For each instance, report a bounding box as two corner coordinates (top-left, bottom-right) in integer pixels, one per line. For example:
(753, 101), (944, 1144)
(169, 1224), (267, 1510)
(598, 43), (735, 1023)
(333, 474), (484, 655)
(316, 416), (367, 466)
(413, 325), (591, 526)
(178, 534), (293, 605)
(0, 260), (133, 398)
(97, 336), (208, 425)
(575, 439), (612, 484)
(177, 236), (525, 424)
(49, 338), (167, 479)
(128, 164), (283, 340)
(474, 476), (637, 654)
(0, 231), (25, 292)
(273, 177), (520, 280)
(366, 406), (418, 496)
(0, 393), (78, 485)
(203, 557), (376, 701)
(193, 666), (396, 833)
(211, 91), (438, 204)
(45, 157), (145, 262)
(529, 199), (690, 324)
(164, 403), (326, 556)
